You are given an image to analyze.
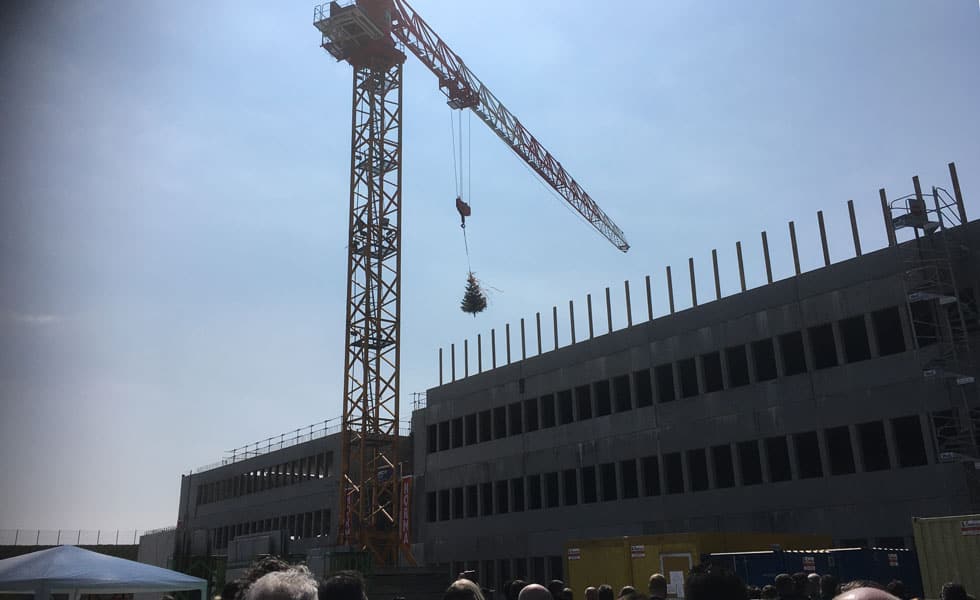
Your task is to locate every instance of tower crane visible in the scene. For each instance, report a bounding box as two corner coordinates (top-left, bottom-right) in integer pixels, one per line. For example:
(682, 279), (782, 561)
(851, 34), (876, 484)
(313, 0), (629, 566)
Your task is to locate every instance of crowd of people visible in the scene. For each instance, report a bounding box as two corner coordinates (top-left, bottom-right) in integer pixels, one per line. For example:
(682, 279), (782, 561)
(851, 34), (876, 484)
(218, 557), (974, 600)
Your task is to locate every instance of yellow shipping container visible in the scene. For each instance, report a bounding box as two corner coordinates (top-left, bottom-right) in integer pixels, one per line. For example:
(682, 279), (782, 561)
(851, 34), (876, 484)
(565, 531), (831, 598)
(913, 514), (980, 599)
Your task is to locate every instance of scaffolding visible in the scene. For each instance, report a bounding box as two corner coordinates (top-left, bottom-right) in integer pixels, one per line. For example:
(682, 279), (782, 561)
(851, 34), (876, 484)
(887, 167), (980, 462)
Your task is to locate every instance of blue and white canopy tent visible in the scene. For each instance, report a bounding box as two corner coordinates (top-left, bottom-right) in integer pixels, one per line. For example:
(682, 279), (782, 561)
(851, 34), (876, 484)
(0, 545), (206, 600)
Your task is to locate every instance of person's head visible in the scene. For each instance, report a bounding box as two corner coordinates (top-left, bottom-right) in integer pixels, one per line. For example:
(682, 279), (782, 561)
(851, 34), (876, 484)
(619, 587), (636, 599)
(598, 585), (615, 600)
(821, 576), (840, 599)
(244, 567), (318, 600)
(684, 564), (748, 600)
(319, 570), (367, 600)
(840, 583), (885, 594)
(510, 580), (529, 600)
(244, 557), (291, 585)
(549, 581), (566, 600)
(775, 575), (794, 597)
(560, 589), (573, 600)
(807, 575), (821, 597)
(832, 587), (898, 600)
(793, 574), (808, 596)
(585, 587), (598, 600)
(649, 575), (667, 599)
(941, 583), (968, 600)
(444, 578), (486, 600)
(222, 581), (243, 600)
(520, 584), (554, 600)
(885, 581), (905, 600)
(762, 585), (778, 600)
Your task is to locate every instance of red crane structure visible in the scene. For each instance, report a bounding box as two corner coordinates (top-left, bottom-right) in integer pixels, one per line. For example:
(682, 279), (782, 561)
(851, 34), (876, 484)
(313, 0), (629, 565)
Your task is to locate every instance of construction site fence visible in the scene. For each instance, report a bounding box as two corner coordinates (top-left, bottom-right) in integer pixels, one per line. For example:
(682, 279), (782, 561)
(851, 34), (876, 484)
(0, 529), (146, 546)
(192, 417), (412, 474)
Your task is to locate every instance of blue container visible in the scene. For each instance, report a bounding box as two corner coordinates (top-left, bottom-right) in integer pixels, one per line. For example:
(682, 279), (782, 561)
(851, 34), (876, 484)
(709, 548), (922, 597)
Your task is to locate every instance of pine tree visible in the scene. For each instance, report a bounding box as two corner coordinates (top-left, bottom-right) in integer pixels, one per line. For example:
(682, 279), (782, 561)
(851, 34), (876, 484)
(460, 271), (488, 315)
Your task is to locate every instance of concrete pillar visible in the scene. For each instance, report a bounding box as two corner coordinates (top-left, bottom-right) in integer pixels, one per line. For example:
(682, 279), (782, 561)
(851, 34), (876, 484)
(848, 199), (862, 257)
(712, 249), (721, 300)
(464, 339), (469, 377)
(439, 347), (444, 385)
(689, 258), (698, 307)
(818, 210), (830, 266)
(789, 221), (801, 276)
(830, 321), (845, 366)
(731, 442), (743, 487)
(587, 294), (594, 339)
(666, 266), (675, 313)
(569, 300), (576, 344)
(896, 304), (916, 351)
(694, 354), (707, 397)
(646, 275), (654, 321)
(761, 231), (773, 284)
(491, 329), (497, 368)
(552, 306), (559, 350)
(671, 361), (683, 402)
(625, 280), (633, 327)
(520, 319), (527, 360)
(705, 446), (717, 489)
(605, 287), (613, 333)
(918, 413), (937, 465)
(786, 434), (800, 480)
(536, 312), (542, 355)
(817, 429), (832, 479)
(759, 439), (771, 484)
(849, 425), (865, 473)
(451, 343), (456, 381)
(680, 450), (691, 493)
(506, 323), (512, 364)
(477, 334), (482, 373)
(865, 313), (880, 358)
(772, 335), (786, 378)
(744, 343), (758, 384)
(883, 418), (900, 470)
(736, 241), (746, 292)
(719, 349), (731, 390)
(800, 327), (816, 372)
(657, 453), (668, 497)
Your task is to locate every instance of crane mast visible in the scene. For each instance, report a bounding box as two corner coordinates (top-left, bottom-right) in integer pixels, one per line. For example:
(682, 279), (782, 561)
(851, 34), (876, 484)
(314, 0), (629, 566)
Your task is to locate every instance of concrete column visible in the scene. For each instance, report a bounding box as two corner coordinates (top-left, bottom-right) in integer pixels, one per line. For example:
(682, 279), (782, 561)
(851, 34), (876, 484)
(705, 446), (717, 489)
(883, 418), (900, 470)
(671, 361), (683, 402)
(731, 442), (743, 487)
(451, 343), (456, 381)
(491, 329), (497, 368)
(800, 327), (816, 372)
(464, 339), (469, 377)
(694, 354), (707, 397)
(657, 453), (668, 496)
(520, 319), (527, 360)
(587, 294), (595, 339)
(896, 304), (916, 351)
(439, 347), (444, 385)
(605, 287), (613, 333)
(506, 323), (511, 364)
(761, 231), (773, 284)
(636, 455), (648, 497)
(719, 349), (731, 390)
(864, 313), (880, 358)
(789, 221), (801, 276)
(848, 199), (862, 257)
(830, 321), (845, 366)
(625, 280), (633, 327)
(552, 306), (559, 350)
(616, 461), (625, 500)
(477, 334), (482, 373)
(646, 275), (654, 321)
(736, 241), (747, 292)
(918, 413), (937, 465)
(818, 210), (831, 266)
(536, 312), (542, 354)
(817, 429), (832, 479)
(745, 343), (758, 384)
(786, 434), (800, 480)
(712, 249), (721, 300)
(680, 450), (691, 493)
(666, 266), (675, 314)
(569, 300), (576, 344)
(848, 425), (865, 473)
(772, 335), (786, 378)
(758, 439), (771, 484)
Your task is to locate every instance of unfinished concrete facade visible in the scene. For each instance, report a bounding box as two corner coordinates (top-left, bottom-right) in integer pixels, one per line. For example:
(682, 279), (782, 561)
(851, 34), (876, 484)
(413, 173), (980, 589)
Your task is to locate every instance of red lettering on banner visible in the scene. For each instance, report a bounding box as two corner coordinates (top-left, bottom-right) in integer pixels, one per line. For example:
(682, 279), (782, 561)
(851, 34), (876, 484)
(400, 476), (413, 547)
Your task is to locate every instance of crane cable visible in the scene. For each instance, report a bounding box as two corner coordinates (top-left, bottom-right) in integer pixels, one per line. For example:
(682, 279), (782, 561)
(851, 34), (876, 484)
(451, 110), (473, 273)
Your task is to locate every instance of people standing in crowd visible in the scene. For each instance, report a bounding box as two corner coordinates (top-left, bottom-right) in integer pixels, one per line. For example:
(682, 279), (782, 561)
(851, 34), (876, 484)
(792, 573), (809, 600)
(318, 570), (367, 600)
(648, 574), (667, 600)
(807, 574), (822, 600)
(940, 582), (968, 600)
(548, 580), (566, 600)
(243, 567), (318, 600)
(683, 563), (749, 600)
(560, 587), (573, 600)
(832, 585), (898, 600)
(509, 580), (528, 600)
(618, 586), (635, 599)
(762, 585), (778, 600)
(821, 575), (840, 600)
(885, 581), (905, 600)
(775, 574), (796, 600)
(444, 578), (485, 600)
(584, 586), (598, 600)
(597, 584), (614, 600)
(521, 584), (556, 600)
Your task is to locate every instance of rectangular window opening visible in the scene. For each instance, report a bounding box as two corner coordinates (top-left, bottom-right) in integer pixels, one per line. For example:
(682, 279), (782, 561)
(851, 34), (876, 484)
(451, 487), (464, 519)
(664, 452), (684, 494)
(909, 300), (938, 348)
(794, 431), (823, 479)
(528, 474), (542, 510)
(508, 402), (523, 436)
(495, 480), (509, 514)
(575, 385), (593, 420)
(479, 410), (492, 443)
(541, 394), (557, 429)
(808, 324), (839, 370)
(840, 315), (872, 363)
(465, 485), (478, 518)
(826, 426), (856, 475)
(438, 489), (450, 521)
(893, 415), (928, 467)
(872, 306), (906, 356)
(766, 436), (792, 482)
(600, 462), (618, 501)
(465, 413), (477, 446)
(738, 440), (763, 485)
(779, 331), (807, 376)
(511, 477), (525, 512)
(634, 369), (653, 407)
(613, 375), (632, 412)
(524, 399), (539, 432)
(712, 444), (735, 488)
(641, 456), (661, 496)
(544, 472), (560, 508)
(655, 363), (676, 403)
(581, 465), (597, 503)
(594, 380), (612, 416)
(687, 448), (709, 491)
(557, 391), (573, 425)
(701, 352), (724, 393)
(678, 358), (699, 398)
(621, 459), (639, 498)
(451, 417), (463, 449)
(858, 421), (890, 471)
(725, 346), (750, 387)
(480, 482), (493, 517)
(562, 469), (578, 506)
(493, 406), (507, 440)
(751, 338), (778, 381)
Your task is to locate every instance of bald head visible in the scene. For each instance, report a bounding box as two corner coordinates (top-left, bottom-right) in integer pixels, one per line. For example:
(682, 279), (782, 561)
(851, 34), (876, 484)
(444, 579), (485, 600)
(520, 584), (554, 600)
(834, 588), (900, 600)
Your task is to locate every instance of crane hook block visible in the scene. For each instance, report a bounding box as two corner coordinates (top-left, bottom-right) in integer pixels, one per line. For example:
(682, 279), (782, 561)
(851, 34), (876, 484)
(455, 196), (471, 228)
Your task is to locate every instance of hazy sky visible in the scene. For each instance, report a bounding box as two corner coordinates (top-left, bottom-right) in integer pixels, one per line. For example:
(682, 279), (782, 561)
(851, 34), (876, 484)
(1, 1), (978, 532)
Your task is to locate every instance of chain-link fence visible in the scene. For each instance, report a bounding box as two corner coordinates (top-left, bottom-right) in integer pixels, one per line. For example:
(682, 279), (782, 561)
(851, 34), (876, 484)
(0, 529), (145, 546)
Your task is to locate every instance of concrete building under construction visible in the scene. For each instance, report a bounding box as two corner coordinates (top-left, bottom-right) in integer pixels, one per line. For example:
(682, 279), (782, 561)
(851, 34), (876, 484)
(411, 165), (980, 588)
(168, 165), (979, 593)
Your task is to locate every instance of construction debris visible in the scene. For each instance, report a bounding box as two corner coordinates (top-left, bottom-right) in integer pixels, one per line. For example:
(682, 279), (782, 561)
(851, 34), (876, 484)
(460, 271), (488, 315)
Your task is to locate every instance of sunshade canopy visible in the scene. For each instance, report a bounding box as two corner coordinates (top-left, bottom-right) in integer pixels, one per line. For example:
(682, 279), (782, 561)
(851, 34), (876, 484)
(0, 545), (206, 597)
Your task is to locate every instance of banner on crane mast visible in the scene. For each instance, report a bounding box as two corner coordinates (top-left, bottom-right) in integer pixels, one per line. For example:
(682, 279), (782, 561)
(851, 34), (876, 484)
(399, 475), (413, 548)
(343, 488), (355, 545)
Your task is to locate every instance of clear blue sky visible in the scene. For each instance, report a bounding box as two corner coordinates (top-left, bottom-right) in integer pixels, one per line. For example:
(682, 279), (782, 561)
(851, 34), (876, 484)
(1, 1), (978, 531)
